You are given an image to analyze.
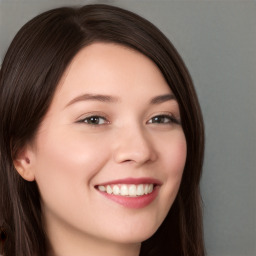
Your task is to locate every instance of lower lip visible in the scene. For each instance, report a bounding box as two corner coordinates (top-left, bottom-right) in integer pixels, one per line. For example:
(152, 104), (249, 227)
(97, 186), (160, 209)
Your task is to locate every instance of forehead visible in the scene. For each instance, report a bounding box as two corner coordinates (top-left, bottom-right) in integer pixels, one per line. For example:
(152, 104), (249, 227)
(55, 42), (172, 103)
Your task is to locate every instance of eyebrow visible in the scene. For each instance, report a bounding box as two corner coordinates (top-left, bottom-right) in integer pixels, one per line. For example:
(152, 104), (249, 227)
(65, 93), (119, 107)
(65, 93), (176, 108)
(150, 94), (176, 104)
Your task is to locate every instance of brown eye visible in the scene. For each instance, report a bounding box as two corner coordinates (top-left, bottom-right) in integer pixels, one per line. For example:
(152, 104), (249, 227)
(79, 116), (108, 125)
(147, 115), (180, 125)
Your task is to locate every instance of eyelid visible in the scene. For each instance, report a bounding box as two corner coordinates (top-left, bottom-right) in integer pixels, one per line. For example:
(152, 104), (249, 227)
(76, 112), (110, 125)
(146, 112), (181, 125)
(75, 111), (181, 126)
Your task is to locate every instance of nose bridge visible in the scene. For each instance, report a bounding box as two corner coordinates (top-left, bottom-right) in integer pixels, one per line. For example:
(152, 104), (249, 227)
(113, 122), (157, 164)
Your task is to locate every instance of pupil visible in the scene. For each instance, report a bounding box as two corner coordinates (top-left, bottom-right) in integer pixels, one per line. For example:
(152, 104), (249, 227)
(154, 116), (163, 123)
(90, 117), (99, 124)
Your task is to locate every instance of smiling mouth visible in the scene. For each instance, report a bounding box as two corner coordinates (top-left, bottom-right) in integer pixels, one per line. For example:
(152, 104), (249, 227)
(95, 184), (156, 197)
(95, 178), (161, 208)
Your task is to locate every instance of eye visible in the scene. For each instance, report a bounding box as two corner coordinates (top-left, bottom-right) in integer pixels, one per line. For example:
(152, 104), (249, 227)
(147, 114), (180, 125)
(78, 115), (108, 125)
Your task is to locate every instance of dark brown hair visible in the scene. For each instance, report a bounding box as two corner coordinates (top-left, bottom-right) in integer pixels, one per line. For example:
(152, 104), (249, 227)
(0, 4), (205, 256)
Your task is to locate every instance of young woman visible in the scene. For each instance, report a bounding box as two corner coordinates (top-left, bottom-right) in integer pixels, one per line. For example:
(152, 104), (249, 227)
(0, 4), (205, 256)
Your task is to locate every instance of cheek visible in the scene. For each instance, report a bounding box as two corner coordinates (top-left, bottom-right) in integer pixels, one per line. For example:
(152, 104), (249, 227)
(33, 129), (110, 198)
(159, 131), (187, 205)
(162, 131), (187, 176)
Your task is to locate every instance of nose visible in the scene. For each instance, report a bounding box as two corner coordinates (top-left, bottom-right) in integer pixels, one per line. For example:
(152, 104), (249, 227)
(113, 124), (157, 165)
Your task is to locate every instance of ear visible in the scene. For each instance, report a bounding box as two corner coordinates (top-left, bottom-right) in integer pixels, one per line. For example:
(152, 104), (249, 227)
(13, 144), (35, 182)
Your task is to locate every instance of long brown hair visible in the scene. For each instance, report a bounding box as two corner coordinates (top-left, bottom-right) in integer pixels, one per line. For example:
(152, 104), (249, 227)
(0, 4), (205, 256)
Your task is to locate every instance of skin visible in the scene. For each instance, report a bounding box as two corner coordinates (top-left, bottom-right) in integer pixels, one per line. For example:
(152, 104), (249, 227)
(16, 43), (187, 256)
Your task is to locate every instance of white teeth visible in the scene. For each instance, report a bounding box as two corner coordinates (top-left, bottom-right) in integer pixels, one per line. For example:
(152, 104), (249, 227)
(98, 185), (106, 192)
(148, 184), (153, 193)
(129, 185), (137, 196)
(106, 185), (112, 194)
(136, 184), (144, 196)
(120, 185), (129, 196)
(144, 184), (149, 194)
(97, 184), (155, 197)
(113, 185), (120, 195)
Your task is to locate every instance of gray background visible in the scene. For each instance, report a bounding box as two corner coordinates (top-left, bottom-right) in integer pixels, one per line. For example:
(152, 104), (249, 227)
(0, 1), (255, 256)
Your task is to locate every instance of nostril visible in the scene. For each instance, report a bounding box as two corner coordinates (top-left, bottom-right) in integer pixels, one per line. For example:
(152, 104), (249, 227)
(113, 136), (157, 164)
(123, 159), (132, 163)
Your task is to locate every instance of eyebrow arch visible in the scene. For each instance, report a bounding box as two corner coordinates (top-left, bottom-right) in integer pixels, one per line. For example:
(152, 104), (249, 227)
(150, 94), (176, 104)
(65, 93), (119, 108)
(65, 93), (176, 108)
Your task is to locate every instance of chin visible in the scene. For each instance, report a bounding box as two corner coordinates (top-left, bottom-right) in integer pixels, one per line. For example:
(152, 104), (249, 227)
(105, 223), (160, 245)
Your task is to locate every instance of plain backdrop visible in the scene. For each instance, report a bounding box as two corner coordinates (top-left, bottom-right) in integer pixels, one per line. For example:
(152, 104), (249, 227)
(0, 1), (255, 256)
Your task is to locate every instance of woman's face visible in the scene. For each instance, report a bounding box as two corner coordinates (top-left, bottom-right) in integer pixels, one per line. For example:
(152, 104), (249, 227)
(28, 43), (187, 253)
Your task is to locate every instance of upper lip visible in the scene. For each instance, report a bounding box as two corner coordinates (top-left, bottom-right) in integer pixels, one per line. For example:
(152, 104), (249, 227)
(95, 177), (162, 186)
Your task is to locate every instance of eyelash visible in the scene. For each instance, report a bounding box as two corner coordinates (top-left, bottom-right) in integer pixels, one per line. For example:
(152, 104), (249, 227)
(77, 114), (180, 126)
(77, 115), (109, 125)
(147, 114), (180, 125)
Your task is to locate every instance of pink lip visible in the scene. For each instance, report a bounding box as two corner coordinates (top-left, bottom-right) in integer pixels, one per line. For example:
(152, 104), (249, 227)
(95, 177), (162, 209)
(96, 177), (162, 186)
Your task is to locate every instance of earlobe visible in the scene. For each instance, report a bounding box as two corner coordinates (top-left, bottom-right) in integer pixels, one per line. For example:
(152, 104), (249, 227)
(13, 146), (35, 182)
